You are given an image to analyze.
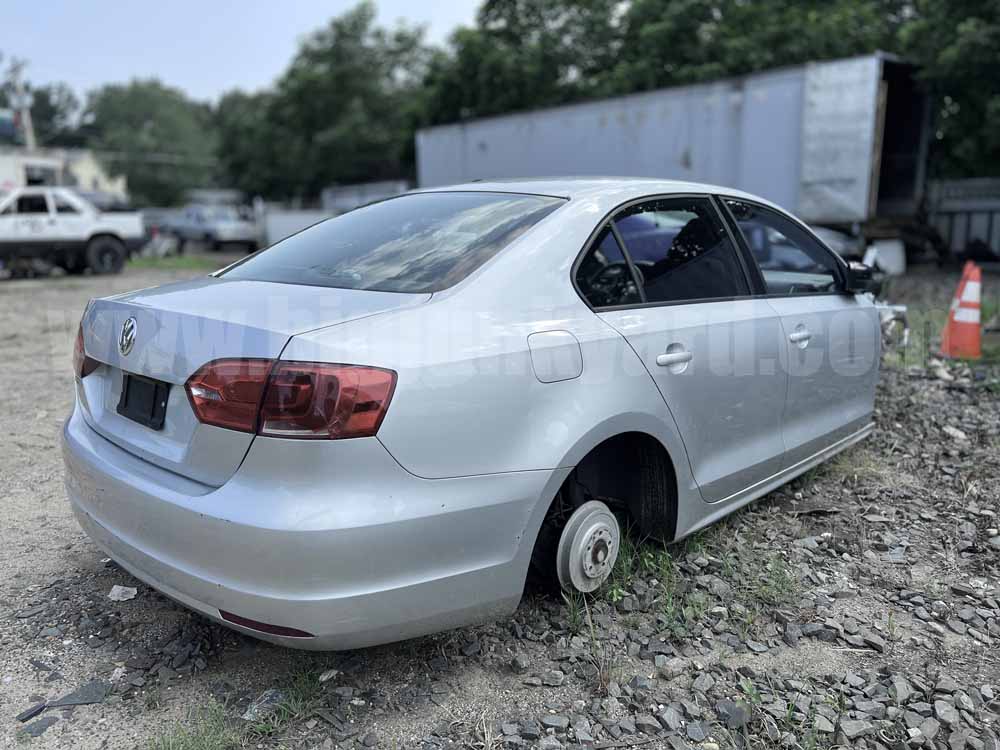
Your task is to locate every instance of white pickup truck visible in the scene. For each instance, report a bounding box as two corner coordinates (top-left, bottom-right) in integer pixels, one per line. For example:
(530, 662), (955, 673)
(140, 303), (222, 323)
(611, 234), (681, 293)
(0, 186), (145, 274)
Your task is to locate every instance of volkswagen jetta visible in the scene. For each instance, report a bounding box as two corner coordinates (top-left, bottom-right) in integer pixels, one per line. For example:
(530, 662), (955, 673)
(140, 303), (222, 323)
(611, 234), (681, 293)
(63, 178), (880, 649)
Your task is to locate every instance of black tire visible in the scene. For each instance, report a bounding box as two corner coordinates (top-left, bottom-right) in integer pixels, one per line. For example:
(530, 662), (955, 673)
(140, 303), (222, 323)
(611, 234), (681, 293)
(85, 236), (127, 275)
(59, 253), (88, 275)
(633, 438), (677, 543)
(528, 475), (589, 591)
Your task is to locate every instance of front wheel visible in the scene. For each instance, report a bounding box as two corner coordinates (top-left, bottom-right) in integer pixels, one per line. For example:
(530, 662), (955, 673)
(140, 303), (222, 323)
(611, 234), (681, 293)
(85, 236), (126, 275)
(59, 253), (88, 275)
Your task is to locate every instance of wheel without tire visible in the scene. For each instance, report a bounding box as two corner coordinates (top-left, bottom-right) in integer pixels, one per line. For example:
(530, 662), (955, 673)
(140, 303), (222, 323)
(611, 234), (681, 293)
(556, 500), (620, 592)
(85, 236), (126, 275)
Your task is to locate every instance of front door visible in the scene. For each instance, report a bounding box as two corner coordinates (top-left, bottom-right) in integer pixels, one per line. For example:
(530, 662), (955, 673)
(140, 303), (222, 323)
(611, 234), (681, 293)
(13, 191), (56, 251)
(722, 198), (880, 467)
(589, 195), (787, 503)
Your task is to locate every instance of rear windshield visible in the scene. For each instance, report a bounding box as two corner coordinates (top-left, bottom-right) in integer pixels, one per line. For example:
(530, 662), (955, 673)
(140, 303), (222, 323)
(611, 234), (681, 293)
(221, 191), (565, 293)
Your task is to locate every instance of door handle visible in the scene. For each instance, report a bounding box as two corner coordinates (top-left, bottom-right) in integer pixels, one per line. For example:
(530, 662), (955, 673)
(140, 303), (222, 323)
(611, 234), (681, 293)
(656, 350), (693, 367)
(788, 329), (812, 344)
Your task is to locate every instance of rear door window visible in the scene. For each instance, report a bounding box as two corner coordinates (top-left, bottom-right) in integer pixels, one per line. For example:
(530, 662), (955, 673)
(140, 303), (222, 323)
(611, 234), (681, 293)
(725, 199), (841, 295)
(613, 197), (749, 303)
(575, 224), (641, 307)
(54, 194), (80, 214)
(222, 191), (565, 293)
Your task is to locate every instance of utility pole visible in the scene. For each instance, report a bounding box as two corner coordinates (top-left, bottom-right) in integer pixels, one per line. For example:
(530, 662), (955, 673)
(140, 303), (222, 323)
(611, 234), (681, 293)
(8, 58), (37, 150)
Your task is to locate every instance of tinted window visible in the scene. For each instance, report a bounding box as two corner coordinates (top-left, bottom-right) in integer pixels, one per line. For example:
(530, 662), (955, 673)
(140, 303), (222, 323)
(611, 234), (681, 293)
(16, 195), (49, 214)
(576, 225), (641, 307)
(614, 198), (749, 303)
(223, 192), (564, 293)
(726, 200), (840, 295)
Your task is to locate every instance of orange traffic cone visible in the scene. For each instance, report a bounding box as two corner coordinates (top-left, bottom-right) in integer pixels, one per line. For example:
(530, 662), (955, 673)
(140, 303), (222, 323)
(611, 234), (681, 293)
(940, 261), (982, 360)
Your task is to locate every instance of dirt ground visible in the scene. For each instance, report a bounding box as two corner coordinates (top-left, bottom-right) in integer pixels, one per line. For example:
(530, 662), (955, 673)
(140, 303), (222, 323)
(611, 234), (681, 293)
(0, 262), (997, 750)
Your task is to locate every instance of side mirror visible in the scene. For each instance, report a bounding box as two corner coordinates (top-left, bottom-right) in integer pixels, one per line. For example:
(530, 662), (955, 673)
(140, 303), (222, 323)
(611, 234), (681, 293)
(844, 261), (878, 294)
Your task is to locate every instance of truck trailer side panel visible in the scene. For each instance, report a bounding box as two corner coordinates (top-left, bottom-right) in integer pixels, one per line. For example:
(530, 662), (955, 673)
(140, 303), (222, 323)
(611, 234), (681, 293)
(416, 54), (924, 226)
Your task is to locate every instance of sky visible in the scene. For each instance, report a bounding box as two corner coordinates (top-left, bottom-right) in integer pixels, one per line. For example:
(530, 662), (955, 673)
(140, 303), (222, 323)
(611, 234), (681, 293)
(2, 0), (480, 102)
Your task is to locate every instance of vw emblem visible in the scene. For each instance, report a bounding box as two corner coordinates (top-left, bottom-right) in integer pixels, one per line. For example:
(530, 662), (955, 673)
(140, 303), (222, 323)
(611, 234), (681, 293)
(119, 317), (137, 356)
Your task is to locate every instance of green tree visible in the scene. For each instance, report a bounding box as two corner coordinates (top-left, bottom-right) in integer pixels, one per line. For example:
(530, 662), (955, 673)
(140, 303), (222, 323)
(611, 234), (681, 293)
(422, 0), (621, 124)
(214, 90), (282, 197)
(900, 0), (1000, 177)
(216, 1), (428, 200)
(601, 0), (907, 92)
(422, 0), (912, 121)
(81, 80), (216, 205)
(30, 82), (85, 147)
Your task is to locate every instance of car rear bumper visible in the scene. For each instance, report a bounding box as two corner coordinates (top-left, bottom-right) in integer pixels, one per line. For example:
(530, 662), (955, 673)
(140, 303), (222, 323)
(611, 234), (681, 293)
(62, 406), (567, 649)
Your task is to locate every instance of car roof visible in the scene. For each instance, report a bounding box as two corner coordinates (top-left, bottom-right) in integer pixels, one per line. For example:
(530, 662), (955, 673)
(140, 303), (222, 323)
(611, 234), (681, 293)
(413, 176), (784, 211)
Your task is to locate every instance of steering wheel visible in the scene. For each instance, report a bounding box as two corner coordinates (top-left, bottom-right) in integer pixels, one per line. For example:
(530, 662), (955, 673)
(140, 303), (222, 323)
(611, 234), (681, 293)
(586, 262), (634, 305)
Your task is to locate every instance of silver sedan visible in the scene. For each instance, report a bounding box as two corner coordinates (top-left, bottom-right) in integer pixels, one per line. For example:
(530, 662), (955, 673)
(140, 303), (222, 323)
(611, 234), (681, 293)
(63, 178), (880, 649)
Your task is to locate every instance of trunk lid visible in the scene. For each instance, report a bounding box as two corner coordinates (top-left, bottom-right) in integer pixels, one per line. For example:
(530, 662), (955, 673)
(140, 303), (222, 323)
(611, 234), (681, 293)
(78, 276), (428, 486)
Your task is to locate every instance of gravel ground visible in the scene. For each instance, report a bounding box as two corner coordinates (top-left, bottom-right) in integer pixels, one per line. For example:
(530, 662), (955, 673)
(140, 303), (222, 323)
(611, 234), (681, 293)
(0, 263), (998, 750)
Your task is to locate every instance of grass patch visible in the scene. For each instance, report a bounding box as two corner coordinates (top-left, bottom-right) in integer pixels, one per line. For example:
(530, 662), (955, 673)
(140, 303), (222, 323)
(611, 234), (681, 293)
(147, 663), (333, 750)
(600, 520), (801, 641)
(881, 305), (946, 369)
(128, 255), (225, 272)
(148, 703), (239, 750)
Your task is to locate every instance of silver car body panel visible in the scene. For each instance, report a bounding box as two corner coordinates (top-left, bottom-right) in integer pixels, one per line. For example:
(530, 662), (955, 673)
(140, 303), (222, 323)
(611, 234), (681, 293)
(768, 294), (881, 465)
(78, 278), (428, 484)
(63, 177), (880, 648)
(599, 298), (787, 503)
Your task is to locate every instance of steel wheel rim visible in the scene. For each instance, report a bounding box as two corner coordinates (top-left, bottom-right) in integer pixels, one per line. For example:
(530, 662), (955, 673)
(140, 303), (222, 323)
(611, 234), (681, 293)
(556, 500), (620, 593)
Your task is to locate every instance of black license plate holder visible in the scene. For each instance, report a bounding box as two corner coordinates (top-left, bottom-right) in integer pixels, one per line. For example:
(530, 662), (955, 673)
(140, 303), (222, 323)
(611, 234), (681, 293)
(117, 373), (171, 431)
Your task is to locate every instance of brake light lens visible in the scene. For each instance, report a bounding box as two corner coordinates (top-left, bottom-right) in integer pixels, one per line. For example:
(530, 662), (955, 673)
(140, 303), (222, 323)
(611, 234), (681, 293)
(259, 362), (396, 439)
(184, 359), (396, 439)
(73, 324), (100, 379)
(185, 359), (273, 433)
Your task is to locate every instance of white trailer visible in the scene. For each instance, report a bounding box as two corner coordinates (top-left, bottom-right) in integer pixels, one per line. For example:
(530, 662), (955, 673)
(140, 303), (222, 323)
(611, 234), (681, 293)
(416, 53), (930, 230)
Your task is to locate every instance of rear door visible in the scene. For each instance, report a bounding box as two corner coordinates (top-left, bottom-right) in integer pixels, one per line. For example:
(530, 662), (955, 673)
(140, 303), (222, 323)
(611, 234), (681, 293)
(588, 195), (787, 503)
(721, 198), (879, 467)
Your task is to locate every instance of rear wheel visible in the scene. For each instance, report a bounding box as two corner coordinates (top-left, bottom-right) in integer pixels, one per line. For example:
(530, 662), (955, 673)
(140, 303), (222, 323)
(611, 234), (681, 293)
(555, 501), (620, 593)
(530, 478), (622, 593)
(85, 236), (126, 275)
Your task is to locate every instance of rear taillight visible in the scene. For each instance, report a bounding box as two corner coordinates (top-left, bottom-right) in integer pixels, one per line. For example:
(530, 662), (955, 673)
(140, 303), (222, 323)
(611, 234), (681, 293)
(259, 362), (396, 439)
(185, 359), (273, 433)
(73, 324), (100, 379)
(185, 359), (396, 439)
